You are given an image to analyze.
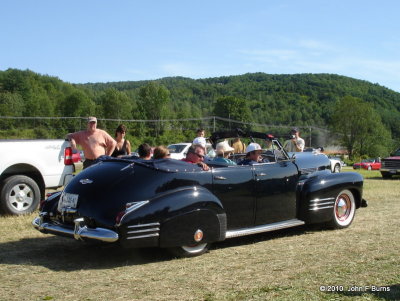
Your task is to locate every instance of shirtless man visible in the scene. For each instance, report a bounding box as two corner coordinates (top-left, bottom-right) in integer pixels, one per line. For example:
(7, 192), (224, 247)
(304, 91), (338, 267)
(67, 117), (116, 169)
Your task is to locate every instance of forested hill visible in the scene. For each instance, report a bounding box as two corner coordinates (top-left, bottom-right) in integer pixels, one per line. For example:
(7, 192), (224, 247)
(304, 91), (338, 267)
(81, 72), (400, 135)
(1, 69), (400, 142)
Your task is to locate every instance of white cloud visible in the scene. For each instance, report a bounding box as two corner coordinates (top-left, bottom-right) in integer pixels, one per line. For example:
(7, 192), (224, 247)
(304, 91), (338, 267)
(298, 39), (335, 51)
(238, 49), (298, 62)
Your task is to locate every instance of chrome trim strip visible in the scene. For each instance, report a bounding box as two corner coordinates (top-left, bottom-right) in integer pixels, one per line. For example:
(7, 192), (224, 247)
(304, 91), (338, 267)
(125, 201), (149, 214)
(120, 163), (135, 171)
(310, 197), (335, 203)
(225, 219), (305, 239)
(127, 222), (160, 229)
(309, 201), (335, 207)
(127, 227), (159, 234)
(309, 205), (334, 211)
(118, 201), (149, 226)
(127, 233), (159, 240)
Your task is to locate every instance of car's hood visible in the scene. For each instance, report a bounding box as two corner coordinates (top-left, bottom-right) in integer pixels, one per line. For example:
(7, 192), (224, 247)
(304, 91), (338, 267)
(291, 152), (331, 175)
(383, 156), (400, 160)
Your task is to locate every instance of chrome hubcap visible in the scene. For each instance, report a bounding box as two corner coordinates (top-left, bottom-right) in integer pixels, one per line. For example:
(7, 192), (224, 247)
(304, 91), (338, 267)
(336, 194), (350, 221)
(9, 184), (33, 211)
(337, 198), (347, 218)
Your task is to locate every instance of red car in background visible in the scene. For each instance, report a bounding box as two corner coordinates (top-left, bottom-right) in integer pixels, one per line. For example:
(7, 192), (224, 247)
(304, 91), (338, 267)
(353, 158), (381, 170)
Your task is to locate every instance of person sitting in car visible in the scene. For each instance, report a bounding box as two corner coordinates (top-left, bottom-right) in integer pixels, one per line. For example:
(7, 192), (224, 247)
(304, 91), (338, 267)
(182, 144), (210, 171)
(238, 143), (265, 165)
(153, 145), (171, 159)
(138, 143), (152, 160)
(213, 140), (236, 165)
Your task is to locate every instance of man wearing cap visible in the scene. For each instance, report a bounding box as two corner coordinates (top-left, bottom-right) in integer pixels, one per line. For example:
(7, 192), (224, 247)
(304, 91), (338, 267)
(67, 117), (117, 169)
(283, 128), (305, 152)
(213, 140), (236, 165)
(239, 143), (264, 165)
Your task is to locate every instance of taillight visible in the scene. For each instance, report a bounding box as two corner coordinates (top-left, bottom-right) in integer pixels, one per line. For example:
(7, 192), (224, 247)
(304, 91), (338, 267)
(64, 147), (73, 165)
(115, 210), (125, 225)
(46, 192), (57, 198)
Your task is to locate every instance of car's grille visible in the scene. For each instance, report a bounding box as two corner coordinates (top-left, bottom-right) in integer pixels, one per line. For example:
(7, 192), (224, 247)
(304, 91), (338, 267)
(382, 160), (400, 169)
(126, 222), (160, 240)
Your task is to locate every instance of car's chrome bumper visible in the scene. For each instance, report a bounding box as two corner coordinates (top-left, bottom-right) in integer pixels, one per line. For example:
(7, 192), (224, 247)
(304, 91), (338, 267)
(380, 168), (400, 174)
(32, 214), (119, 243)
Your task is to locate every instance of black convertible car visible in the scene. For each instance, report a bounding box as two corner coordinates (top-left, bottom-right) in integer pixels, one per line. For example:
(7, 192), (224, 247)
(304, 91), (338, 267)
(33, 130), (367, 257)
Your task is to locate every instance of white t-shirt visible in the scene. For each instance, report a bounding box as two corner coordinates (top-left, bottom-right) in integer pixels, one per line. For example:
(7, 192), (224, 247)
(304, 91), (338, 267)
(284, 137), (305, 152)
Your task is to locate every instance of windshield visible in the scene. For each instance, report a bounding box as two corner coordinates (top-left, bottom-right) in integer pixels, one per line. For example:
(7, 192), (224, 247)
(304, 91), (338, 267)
(168, 144), (188, 153)
(362, 159), (374, 163)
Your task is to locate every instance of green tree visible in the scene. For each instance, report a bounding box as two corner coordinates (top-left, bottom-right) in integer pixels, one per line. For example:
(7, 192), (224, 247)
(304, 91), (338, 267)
(214, 96), (251, 130)
(138, 82), (170, 136)
(0, 92), (25, 129)
(0, 92), (25, 116)
(61, 90), (94, 117)
(99, 88), (132, 120)
(330, 96), (391, 158)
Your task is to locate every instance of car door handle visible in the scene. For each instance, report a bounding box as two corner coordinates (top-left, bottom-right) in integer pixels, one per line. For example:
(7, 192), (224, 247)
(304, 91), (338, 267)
(256, 173), (267, 176)
(214, 176), (227, 180)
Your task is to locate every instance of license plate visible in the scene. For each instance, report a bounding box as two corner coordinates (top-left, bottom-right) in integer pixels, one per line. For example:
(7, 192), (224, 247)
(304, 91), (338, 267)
(390, 170), (397, 174)
(60, 193), (79, 208)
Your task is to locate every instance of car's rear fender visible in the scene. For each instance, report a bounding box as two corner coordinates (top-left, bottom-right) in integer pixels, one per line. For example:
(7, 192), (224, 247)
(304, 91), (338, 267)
(40, 190), (62, 212)
(118, 186), (226, 248)
(297, 172), (364, 224)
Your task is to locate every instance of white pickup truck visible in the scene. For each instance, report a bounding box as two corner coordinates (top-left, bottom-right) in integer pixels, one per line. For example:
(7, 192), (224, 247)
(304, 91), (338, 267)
(0, 139), (76, 215)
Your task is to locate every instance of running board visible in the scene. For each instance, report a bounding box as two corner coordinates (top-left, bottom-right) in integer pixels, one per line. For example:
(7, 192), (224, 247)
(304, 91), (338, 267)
(225, 219), (305, 239)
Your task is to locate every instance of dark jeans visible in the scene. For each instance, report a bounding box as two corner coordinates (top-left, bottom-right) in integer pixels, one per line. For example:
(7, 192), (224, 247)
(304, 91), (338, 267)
(83, 159), (96, 169)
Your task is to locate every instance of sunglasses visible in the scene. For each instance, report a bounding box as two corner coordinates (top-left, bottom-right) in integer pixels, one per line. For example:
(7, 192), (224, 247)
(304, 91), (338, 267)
(194, 152), (205, 159)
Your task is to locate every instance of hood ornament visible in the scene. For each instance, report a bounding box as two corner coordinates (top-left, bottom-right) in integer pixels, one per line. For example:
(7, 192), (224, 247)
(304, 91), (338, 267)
(79, 178), (93, 184)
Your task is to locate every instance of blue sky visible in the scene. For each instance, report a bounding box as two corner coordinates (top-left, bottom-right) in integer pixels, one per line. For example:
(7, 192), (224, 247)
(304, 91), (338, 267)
(2, 0), (400, 92)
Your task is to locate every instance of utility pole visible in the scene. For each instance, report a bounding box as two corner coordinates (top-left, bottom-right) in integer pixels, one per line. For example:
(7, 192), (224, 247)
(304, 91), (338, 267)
(213, 116), (216, 132)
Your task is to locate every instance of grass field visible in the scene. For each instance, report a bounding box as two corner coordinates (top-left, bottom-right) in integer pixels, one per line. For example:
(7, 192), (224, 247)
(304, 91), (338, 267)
(0, 168), (399, 301)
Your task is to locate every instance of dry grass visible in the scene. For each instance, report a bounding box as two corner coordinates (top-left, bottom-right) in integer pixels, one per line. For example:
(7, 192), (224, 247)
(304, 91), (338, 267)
(0, 169), (399, 301)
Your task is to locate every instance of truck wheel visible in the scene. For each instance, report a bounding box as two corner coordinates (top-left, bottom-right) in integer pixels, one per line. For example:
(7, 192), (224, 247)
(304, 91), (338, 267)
(0, 175), (41, 215)
(334, 164), (341, 173)
(326, 189), (355, 229)
(168, 243), (210, 258)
